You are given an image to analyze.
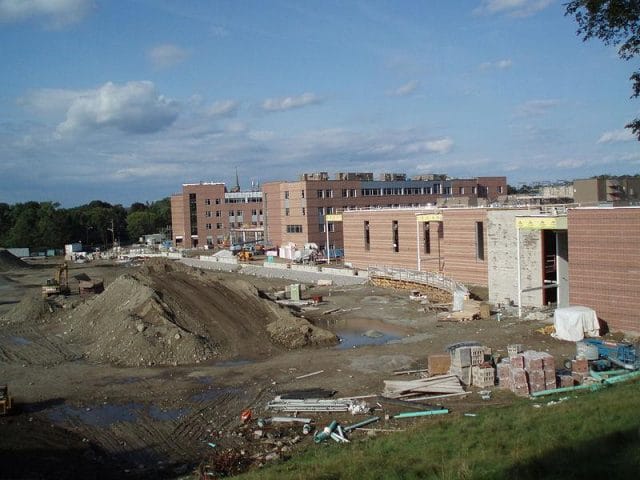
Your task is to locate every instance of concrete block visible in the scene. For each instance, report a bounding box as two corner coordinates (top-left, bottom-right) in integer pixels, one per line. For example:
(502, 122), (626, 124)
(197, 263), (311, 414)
(509, 355), (525, 369)
(571, 358), (589, 375)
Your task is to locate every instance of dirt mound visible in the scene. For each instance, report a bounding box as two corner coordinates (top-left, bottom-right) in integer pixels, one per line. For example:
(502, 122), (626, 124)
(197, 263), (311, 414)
(64, 260), (336, 366)
(0, 250), (30, 271)
(1, 293), (55, 325)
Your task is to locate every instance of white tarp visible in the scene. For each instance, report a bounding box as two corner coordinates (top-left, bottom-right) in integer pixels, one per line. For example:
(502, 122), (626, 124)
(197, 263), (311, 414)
(553, 306), (600, 342)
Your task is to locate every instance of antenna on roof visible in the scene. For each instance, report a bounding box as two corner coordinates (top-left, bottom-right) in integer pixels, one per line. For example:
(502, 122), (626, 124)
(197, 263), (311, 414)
(232, 167), (241, 192)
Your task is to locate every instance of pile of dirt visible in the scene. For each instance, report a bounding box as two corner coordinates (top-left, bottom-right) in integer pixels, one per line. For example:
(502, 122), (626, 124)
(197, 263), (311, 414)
(0, 293), (55, 325)
(63, 259), (336, 366)
(0, 250), (30, 272)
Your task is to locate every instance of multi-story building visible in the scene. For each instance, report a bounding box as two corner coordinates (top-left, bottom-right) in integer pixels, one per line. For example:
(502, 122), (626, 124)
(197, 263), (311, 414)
(170, 182), (263, 248)
(573, 177), (640, 204)
(262, 172), (506, 252)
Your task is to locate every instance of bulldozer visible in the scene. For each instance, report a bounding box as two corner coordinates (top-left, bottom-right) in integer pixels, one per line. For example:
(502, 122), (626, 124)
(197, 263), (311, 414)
(42, 262), (71, 298)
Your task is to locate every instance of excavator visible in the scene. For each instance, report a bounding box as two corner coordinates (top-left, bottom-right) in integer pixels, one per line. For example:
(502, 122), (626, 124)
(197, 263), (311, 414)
(42, 262), (70, 298)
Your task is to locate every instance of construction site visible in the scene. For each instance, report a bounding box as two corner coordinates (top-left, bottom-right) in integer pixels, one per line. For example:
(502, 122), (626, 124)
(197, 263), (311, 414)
(0, 248), (638, 479)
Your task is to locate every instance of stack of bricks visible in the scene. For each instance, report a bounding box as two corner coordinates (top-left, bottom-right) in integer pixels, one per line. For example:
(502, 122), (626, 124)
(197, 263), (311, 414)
(449, 346), (485, 386)
(571, 358), (589, 385)
(497, 350), (556, 396)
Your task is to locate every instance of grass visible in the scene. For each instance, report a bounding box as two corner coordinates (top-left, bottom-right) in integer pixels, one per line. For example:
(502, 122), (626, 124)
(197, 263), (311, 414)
(236, 380), (640, 479)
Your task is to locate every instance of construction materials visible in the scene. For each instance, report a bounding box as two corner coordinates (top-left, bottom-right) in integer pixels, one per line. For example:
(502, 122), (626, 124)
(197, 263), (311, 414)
(266, 396), (361, 412)
(497, 349), (556, 396)
(580, 339), (638, 369)
(428, 354), (451, 375)
(0, 385), (12, 415)
(314, 420), (338, 443)
(472, 365), (495, 388)
(392, 408), (449, 419)
(383, 374), (465, 401)
(343, 416), (380, 433)
(295, 370), (324, 380)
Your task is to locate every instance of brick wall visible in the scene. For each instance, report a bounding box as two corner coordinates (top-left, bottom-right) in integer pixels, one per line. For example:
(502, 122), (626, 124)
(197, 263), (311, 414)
(441, 209), (488, 286)
(568, 207), (640, 333)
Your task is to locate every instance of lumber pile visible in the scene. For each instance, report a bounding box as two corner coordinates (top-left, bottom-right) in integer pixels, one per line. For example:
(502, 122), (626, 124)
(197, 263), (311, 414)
(382, 374), (466, 402)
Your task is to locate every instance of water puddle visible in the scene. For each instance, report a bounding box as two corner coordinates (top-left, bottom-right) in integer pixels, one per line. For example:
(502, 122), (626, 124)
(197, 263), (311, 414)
(314, 317), (413, 349)
(48, 403), (143, 427)
(10, 336), (32, 346)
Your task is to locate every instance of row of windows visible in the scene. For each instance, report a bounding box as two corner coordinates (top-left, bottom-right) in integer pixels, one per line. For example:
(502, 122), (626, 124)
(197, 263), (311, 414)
(361, 220), (485, 259)
(203, 197), (262, 205)
(204, 221), (264, 230)
(204, 209), (263, 217)
(286, 224), (303, 233)
(283, 185), (504, 202)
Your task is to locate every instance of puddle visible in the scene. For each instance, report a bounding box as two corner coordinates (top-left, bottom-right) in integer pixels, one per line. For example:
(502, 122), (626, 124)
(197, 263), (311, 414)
(10, 336), (32, 346)
(148, 405), (189, 421)
(48, 403), (143, 427)
(313, 317), (412, 349)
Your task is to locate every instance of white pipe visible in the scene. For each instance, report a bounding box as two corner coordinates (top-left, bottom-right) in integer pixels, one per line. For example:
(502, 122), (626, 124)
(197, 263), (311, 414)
(416, 219), (421, 271)
(325, 216), (330, 264)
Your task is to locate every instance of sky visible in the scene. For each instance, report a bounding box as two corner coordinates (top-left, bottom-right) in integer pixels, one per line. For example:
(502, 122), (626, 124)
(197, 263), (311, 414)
(1, 0), (639, 207)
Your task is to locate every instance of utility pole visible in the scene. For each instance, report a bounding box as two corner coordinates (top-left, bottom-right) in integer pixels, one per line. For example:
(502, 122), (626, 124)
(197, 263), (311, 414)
(107, 219), (115, 251)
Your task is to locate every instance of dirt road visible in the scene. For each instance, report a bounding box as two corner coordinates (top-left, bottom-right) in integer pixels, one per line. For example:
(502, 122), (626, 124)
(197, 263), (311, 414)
(0, 256), (576, 479)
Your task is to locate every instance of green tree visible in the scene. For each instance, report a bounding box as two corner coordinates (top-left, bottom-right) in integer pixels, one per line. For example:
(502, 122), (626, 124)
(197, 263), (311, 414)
(566, 0), (640, 139)
(126, 210), (157, 241)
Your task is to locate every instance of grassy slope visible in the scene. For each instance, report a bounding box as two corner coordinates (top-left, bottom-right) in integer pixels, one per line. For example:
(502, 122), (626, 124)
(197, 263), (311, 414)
(238, 381), (640, 480)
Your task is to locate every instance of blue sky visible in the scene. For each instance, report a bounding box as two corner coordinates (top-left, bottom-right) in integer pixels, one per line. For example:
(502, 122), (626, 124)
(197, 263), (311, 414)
(1, 0), (638, 207)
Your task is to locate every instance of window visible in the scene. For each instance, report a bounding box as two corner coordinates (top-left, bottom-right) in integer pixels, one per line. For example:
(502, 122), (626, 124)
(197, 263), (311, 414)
(205, 211), (212, 217)
(251, 209), (257, 216)
(286, 225), (303, 233)
(215, 210), (221, 217)
(327, 222), (335, 232)
(284, 191), (290, 199)
(317, 190), (324, 198)
(351, 189), (357, 197)
(423, 222), (431, 254)
(285, 208), (290, 216)
(216, 223), (223, 229)
(364, 221), (370, 251)
(476, 221), (485, 261)
(326, 206), (334, 214)
(392, 220), (399, 252)
(236, 210), (242, 216)
(301, 190), (305, 198)
(318, 207), (325, 216)
(342, 189), (348, 197)
(472, 186), (478, 195)
(228, 211), (234, 217)
(189, 193), (198, 236)
(215, 198), (221, 204)
(302, 207), (306, 215)
(318, 223), (325, 233)
(326, 189), (333, 198)
(204, 199), (211, 205)
(459, 187), (465, 195)
(205, 223), (212, 230)
(498, 185), (504, 194)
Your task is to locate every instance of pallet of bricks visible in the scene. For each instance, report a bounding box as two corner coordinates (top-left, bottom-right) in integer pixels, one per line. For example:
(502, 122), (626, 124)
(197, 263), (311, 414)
(496, 345), (556, 396)
(448, 345), (495, 387)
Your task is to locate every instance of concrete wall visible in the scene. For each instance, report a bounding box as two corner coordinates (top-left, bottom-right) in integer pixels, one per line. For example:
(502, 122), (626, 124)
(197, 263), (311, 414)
(487, 209), (543, 307)
(568, 207), (640, 333)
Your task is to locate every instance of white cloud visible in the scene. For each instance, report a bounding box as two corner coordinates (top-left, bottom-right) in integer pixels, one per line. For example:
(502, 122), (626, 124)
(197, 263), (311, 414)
(206, 99), (239, 117)
(597, 129), (636, 144)
(262, 92), (321, 112)
(387, 80), (419, 97)
(515, 99), (560, 117)
(479, 59), (513, 71)
(556, 158), (586, 168)
(18, 88), (85, 115)
(404, 137), (454, 155)
(56, 81), (179, 135)
(0, 0), (92, 27)
(148, 44), (190, 69)
(473, 0), (552, 17)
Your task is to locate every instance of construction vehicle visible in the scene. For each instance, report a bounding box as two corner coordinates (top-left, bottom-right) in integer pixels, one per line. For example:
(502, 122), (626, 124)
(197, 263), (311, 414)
(42, 262), (70, 298)
(0, 385), (12, 415)
(581, 338), (638, 369)
(237, 250), (253, 262)
(294, 243), (319, 264)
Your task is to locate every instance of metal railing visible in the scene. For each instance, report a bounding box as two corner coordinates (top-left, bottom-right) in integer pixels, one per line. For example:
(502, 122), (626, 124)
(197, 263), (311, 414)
(368, 265), (468, 295)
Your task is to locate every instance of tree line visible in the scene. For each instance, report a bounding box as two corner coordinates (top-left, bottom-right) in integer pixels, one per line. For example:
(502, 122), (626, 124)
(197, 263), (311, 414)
(0, 199), (171, 251)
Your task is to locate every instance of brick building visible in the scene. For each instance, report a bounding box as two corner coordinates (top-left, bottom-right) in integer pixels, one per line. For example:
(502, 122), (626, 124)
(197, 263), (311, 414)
(568, 207), (640, 333)
(170, 183), (263, 248)
(573, 177), (640, 204)
(262, 173), (506, 253)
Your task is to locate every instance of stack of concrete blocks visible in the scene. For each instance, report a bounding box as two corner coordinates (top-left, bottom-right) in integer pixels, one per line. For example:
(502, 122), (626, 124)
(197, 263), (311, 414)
(449, 346), (485, 386)
(497, 350), (556, 396)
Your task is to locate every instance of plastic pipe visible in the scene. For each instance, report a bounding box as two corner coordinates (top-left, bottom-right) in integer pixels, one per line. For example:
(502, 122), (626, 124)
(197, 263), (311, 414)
(530, 383), (603, 398)
(314, 420), (338, 443)
(603, 370), (640, 385)
(393, 409), (449, 419)
(343, 416), (380, 432)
